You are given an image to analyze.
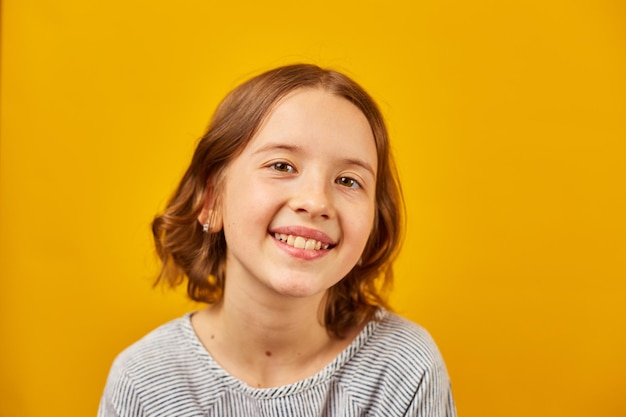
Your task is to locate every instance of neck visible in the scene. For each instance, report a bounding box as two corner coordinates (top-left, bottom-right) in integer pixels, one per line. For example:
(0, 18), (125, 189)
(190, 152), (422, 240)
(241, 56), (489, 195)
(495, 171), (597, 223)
(192, 279), (346, 388)
(218, 287), (331, 358)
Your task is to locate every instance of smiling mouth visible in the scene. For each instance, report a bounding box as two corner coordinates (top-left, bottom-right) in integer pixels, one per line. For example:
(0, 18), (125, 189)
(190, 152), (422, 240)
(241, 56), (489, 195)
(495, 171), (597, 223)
(273, 233), (332, 251)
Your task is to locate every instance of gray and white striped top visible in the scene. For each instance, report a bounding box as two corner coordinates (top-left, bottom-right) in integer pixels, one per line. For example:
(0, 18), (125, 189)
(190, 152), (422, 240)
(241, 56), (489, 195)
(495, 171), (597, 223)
(98, 310), (456, 416)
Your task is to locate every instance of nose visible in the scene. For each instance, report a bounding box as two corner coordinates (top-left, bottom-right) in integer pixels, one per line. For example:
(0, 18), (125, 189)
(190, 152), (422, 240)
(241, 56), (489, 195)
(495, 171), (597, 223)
(288, 174), (335, 219)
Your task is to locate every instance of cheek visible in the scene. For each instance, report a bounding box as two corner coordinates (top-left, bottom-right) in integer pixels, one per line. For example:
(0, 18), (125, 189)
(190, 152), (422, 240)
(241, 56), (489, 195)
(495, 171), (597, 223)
(222, 183), (275, 231)
(347, 205), (376, 247)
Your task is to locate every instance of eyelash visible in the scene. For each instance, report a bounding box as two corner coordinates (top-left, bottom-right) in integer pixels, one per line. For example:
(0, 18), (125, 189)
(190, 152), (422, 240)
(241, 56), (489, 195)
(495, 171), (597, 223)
(336, 177), (361, 189)
(268, 162), (362, 189)
(270, 162), (295, 173)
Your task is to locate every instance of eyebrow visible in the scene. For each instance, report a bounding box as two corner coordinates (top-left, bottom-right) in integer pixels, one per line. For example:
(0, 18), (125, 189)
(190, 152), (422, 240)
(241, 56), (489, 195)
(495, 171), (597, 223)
(252, 143), (302, 155)
(252, 142), (376, 178)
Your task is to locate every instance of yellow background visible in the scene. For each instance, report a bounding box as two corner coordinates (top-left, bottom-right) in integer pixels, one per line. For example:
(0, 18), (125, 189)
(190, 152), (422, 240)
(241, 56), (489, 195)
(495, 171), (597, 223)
(1, 1), (625, 416)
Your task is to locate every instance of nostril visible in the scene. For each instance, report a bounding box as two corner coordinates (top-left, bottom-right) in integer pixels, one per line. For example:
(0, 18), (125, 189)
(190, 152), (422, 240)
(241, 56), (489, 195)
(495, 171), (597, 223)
(289, 190), (334, 218)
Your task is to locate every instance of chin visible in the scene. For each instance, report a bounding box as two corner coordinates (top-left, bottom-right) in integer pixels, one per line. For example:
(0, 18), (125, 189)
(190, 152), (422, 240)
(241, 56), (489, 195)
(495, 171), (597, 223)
(271, 280), (324, 299)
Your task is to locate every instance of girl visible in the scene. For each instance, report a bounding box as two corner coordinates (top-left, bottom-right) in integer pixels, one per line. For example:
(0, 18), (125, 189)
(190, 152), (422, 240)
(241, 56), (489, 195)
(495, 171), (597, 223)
(98, 64), (456, 416)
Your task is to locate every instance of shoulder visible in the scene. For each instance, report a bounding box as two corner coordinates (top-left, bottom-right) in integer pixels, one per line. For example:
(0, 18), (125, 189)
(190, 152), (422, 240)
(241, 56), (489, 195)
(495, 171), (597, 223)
(111, 315), (191, 375)
(347, 311), (445, 375)
(370, 311), (445, 369)
(99, 315), (223, 416)
(336, 311), (452, 414)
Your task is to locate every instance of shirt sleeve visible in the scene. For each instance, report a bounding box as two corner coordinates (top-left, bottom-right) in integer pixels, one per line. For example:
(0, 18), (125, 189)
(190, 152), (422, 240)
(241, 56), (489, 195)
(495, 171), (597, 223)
(97, 363), (146, 417)
(403, 361), (457, 417)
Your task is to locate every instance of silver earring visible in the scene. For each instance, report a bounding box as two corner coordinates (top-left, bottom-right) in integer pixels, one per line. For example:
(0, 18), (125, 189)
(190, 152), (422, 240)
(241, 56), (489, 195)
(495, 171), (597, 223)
(202, 222), (210, 233)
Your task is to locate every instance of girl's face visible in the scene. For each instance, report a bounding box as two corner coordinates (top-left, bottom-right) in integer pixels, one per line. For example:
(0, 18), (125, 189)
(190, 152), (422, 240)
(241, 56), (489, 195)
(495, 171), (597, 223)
(217, 88), (377, 302)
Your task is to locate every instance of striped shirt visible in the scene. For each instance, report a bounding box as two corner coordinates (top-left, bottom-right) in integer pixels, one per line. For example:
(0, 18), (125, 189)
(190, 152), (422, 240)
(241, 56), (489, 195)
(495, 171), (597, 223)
(98, 310), (456, 416)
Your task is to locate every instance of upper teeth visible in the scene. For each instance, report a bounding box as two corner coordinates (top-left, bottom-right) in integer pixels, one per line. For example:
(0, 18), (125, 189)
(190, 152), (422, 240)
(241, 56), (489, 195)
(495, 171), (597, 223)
(274, 233), (329, 250)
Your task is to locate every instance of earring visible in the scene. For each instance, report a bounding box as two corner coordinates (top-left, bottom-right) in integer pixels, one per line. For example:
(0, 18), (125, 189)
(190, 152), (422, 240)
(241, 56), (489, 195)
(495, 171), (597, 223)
(202, 222), (210, 233)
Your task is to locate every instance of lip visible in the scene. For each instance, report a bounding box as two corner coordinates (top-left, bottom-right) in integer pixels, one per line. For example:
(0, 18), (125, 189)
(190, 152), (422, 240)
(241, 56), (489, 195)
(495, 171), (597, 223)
(269, 226), (337, 260)
(269, 225), (336, 246)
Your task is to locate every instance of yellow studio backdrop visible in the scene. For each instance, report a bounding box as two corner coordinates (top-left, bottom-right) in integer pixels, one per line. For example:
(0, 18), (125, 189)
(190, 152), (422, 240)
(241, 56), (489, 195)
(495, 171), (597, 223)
(1, 1), (625, 416)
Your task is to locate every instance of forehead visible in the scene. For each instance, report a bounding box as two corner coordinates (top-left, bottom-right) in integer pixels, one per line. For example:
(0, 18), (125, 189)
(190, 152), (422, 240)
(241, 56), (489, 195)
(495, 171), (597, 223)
(244, 88), (377, 169)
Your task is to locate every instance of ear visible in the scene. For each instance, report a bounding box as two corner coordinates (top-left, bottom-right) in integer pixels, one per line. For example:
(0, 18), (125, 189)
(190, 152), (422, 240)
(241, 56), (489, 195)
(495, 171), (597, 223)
(197, 183), (224, 233)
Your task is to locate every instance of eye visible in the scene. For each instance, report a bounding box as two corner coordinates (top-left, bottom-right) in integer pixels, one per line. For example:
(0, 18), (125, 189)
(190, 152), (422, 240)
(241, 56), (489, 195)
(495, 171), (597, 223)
(336, 176), (361, 189)
(270, 162), (295, 173)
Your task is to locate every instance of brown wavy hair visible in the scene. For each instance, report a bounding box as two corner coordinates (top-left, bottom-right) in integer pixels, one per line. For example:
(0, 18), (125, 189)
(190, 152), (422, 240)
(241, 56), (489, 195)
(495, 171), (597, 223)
(152, 64), (404, 337)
